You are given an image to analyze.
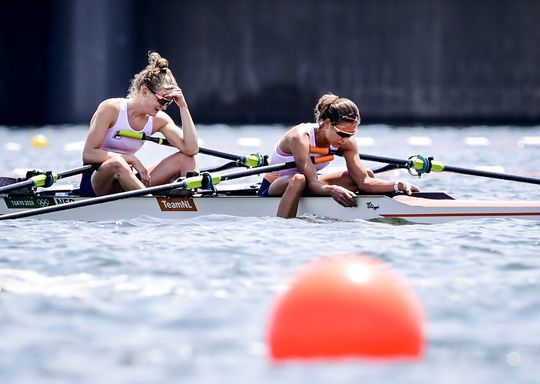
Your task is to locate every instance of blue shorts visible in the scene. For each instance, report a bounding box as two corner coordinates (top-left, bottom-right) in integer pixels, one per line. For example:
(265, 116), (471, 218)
(79, 167), (97, 197)
(257, 178), (271, 197)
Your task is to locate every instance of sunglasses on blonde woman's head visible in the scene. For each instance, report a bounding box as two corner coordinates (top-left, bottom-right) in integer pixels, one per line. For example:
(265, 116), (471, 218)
(147, 86), (174, 107)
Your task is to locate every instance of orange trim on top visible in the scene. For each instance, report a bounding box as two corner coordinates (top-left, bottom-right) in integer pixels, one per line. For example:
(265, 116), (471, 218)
(313, 155), (334, 164)
(309, 146), (331, 155)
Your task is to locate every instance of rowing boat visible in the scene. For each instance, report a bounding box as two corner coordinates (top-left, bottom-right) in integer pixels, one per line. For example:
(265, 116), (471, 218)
(2, 139), (539, 224)
(1, 184), (539, 224)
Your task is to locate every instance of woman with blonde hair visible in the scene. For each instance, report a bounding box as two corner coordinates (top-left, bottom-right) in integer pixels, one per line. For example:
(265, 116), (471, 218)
(80, 51), (199, 196)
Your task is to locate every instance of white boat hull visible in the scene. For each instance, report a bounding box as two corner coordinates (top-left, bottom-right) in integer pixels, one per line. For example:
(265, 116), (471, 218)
(2, 191), (540, 224)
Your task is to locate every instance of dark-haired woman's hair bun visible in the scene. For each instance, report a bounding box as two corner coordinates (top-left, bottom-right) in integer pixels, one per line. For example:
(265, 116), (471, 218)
(314, 92), (360, 124)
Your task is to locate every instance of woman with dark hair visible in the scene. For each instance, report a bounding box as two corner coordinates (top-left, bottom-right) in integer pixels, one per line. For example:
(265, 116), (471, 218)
(258, 93), (420, 218)
(80, 51), (199, 197)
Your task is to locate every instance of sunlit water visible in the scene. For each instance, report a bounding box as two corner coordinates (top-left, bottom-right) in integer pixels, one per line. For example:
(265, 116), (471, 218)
(1, 124), (540, 383)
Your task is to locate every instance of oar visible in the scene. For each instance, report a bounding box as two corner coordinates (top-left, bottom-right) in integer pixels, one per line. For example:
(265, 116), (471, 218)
(116, 130), (268, 168)
(0, 165), (95, 194)
(310, 146), (540, 185)
(0, 155), (334, 221)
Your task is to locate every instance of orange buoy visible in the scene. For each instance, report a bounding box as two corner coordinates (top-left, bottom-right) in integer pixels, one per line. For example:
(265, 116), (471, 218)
(267, 254), (425, 360)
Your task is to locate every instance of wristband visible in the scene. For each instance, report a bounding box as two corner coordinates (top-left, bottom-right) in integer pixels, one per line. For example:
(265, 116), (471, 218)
(394, 181), (401, 193)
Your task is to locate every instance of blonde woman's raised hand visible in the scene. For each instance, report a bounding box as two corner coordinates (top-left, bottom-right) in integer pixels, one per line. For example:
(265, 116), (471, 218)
(162, 85), (187, 108)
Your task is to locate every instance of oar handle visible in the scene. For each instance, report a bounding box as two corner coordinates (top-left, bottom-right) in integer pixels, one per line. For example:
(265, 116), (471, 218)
(314, 155), (334, 164)
(116, 130), (164, 145)
(309, 146), (331, 155)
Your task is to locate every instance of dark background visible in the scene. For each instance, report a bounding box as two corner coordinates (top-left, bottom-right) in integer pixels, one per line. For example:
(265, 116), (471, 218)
(2, 0), (540, 126)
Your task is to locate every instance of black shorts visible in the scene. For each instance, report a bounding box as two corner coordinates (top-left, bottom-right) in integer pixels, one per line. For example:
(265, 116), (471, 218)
(257, 178), (271, 197)
(79, 167), (97, 197)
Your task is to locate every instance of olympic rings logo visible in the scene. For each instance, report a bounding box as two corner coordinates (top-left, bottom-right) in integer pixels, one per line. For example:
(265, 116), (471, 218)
(37, 199), (51, 207)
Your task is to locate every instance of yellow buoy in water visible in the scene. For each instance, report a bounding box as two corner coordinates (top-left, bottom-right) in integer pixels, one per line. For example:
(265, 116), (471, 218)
(31, 134), (49, 148)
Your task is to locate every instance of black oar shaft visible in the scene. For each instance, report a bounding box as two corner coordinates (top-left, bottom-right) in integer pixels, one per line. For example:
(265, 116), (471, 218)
(219, 160), (297, 181)
(359, 154), (412, 168)
(124, 131), (246, 162)
(199, 147), (246, 162)
(58, 165), (95, 178)
(0, 165), (94, 194)
(442, 165), (540, 185)
(328, 148), (540, 186)
(0, 179), (34, 194)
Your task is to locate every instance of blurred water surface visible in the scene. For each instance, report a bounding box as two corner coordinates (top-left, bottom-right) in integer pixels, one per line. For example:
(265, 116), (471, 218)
(1, 124), (540, 383)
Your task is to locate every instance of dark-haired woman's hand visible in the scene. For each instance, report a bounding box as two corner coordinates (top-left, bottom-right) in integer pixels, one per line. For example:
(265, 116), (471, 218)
(327, 185), (358, 207)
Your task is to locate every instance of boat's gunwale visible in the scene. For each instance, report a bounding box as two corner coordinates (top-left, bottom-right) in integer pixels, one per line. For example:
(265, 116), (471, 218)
(2, 188), (540, 224)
